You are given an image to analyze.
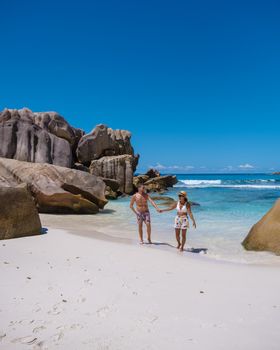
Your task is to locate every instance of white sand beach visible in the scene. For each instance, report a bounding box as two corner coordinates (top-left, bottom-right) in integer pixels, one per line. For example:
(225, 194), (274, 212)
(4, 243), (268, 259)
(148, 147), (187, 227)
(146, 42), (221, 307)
(0, 214), (280, 350)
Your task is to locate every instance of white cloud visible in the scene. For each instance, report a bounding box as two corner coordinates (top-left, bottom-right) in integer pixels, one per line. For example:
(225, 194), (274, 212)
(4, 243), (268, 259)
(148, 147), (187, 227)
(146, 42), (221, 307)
(183, 165), (195, 170)
(220, 165), (234, 172)
(151, 162), (166, 170)
(238, 163), (254, 169)
(149, 163), (195, 171)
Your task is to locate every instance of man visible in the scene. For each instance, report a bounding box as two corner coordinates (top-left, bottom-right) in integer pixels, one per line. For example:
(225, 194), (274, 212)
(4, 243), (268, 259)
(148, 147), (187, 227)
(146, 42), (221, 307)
(130, 184), (161, 244)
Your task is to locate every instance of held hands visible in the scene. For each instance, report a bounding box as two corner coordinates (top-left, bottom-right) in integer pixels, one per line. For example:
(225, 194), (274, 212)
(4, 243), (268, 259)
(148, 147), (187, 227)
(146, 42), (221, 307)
(193, 221), (197, 229)
(156, 208), (163, 213)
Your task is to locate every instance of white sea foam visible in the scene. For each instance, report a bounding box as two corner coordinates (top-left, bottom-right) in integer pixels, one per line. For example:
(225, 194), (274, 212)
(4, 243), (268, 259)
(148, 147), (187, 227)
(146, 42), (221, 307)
(175, 179), (280, 189)
(221, 185), (280, 189)
(178, 179), (222, 186)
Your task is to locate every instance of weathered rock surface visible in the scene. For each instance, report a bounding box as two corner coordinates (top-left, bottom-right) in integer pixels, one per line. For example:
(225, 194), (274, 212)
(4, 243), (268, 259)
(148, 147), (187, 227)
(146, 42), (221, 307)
(77, 124), (135, 164)
(0, 158), (107, 214)
(0, 108), (140, 201)
(146, 168), (160, 178)
(144, 175), (178, 193)
(89, 155), (137, 194)
(101, 178), (120, 192)
(133, 175), (149, 188)
(105, 186), (118, 200)
(0, 108), (76, 168)
(73, 163), (90, 172)
(33, 111), (77, 146)
(101, 178), (120, 200)
(242, 199), (280, 255)
(0, 184), (41, 240)
(133, 169), (178, 193)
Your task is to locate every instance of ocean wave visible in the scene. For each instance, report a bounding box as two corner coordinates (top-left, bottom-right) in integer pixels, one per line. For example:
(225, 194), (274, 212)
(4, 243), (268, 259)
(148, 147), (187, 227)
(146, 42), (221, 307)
(175, 178), (279, 189)
(222, 184), (280, 189)
(179, 179), (222, 186)
(175, 182), (280, 189)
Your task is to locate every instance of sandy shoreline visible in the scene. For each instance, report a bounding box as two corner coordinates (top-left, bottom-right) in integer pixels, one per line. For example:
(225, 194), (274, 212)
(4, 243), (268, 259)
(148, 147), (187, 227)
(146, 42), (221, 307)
(0, 215), (280, 350)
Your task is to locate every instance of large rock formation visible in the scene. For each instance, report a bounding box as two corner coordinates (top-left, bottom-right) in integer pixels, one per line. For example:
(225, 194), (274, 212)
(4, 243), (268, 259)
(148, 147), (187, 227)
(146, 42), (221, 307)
(144, 175), (178, 192)
(0, 184), (41, 240)
(242, 199), (280, 255)
(0, 108), (83, 168)
(133, 169), (178, 193)
(77, 124), (139, 194)
(133, 174), (150, 188)
(33, 111), (77, 146)
(77, 124), (135, 164)
(145, 168), (160, 178)
(89, 155), (137, 194)
(0, 158), (107, 214)
(0, 108), (139, 200)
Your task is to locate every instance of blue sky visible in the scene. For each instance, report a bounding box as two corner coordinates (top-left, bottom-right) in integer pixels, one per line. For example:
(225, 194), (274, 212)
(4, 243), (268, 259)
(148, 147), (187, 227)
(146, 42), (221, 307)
(1, 0), (280, 173)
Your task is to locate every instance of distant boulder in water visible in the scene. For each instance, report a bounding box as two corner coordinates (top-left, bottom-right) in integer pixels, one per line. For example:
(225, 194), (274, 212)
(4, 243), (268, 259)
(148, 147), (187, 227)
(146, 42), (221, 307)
(242, 199), (280, 255)
(144, 175), (178, 193)
(145, 168), (160, 178)
(133, 171), (178, 194)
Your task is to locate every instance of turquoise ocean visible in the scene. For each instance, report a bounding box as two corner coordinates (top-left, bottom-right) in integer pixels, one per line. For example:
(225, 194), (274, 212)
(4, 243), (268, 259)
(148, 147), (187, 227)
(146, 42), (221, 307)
(103, 174), (280, 265)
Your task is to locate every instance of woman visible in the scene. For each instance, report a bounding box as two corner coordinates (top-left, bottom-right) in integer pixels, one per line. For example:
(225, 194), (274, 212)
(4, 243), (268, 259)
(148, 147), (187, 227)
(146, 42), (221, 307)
(161, 191), (196, 251)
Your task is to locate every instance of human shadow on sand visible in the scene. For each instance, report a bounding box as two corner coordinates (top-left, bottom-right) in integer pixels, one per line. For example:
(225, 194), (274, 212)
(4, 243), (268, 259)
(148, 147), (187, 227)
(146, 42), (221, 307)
(99, 209), (116, 214)
(41, 227), (48, 235)
(150, 242), (208, 254)
(149, 242), (174, 248)
(185, 247), (208, 254)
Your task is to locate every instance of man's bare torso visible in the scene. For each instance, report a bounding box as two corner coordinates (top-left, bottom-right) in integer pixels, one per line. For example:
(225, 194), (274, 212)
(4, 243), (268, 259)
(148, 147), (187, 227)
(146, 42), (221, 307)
(134, 193), (149, 213)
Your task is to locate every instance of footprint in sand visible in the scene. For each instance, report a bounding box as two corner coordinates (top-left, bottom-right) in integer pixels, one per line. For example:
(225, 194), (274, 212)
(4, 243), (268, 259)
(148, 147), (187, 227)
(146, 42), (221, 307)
(51, 331), (64, 343)
(48, 303), (63, 316)
(122, 282), (130, 289)
(0, 333), (6, 341)
(11, 335), (38, 345)
(19, 319), (38, 326)
(56, 324), (83, 332)
(33, 326), (47, 334)
(84, 279), (93, 286)
(150, 316), (159, 323)
(77, 296), (86, 303)
(33, 303), (42, 313)
(70, 324), (83, 330)
(96, 306), (110, 318)
(33, 340), (48, 349)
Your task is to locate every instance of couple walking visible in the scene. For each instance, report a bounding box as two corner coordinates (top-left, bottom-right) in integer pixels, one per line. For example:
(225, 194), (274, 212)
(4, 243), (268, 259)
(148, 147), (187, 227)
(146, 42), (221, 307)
(130, 184), (196, 251)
